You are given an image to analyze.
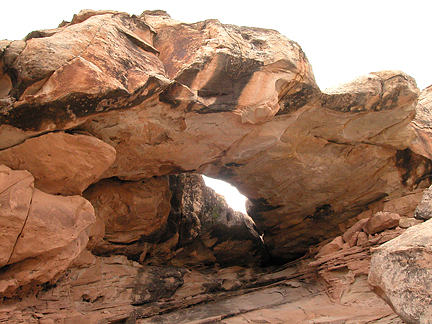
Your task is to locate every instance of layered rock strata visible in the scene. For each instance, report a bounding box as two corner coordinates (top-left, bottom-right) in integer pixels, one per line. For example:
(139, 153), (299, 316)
(1, 200), (416, 323)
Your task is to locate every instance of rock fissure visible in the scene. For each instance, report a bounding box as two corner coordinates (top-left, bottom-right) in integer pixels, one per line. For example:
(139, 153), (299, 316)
(5, 186), (34, 266)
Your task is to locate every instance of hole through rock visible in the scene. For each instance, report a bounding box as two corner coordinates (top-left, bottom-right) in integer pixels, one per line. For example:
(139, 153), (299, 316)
(203, 175), (247, 214)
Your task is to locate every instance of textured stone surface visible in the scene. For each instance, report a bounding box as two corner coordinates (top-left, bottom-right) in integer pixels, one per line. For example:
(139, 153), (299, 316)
(363, 212), (401, 235)
(7, 189), (95, 265)
(84, 177), (171, 254)
(0, 165), (33, 268)
(415, 184), (432, 220)
(0, 132), (116, 195)
(1, 8), (432, 322)
(410, 85), (432, 160)
(0, 9), (426, 263)
(0, 10), (169, 132)
(0, 165), (96, 297)
(0, 218), (408, 324)
(369, 219), (432, 324)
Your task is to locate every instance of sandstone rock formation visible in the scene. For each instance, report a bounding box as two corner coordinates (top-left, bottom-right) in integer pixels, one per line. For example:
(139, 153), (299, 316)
(1, 9), (428, 264)
(1, 200), (415, 323)
(0, 132), (116, 195)
(0, 7), (431, 323)
(410, 85), (432, 160)
(414, 184), (432, 220)
(84, 173), (266, 267)
(0, 165), (95, 297)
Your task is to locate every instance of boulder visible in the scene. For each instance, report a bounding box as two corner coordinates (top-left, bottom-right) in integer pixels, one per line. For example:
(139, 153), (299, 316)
(0, 165), (96, 296)
(415, 184), (432, 220)
(410, 85), (432, 160)
(0, 10), (169, 132)
(0, 132), (116, 195)
(399, 217), (423, 228)
(0, 232), (89, 298)
(369, 219), (432, 323)
(7, 189), (95, 265)
(342, 218), (369, 245)
(363, 212), (401, 235)
(316, 236), (344, 258)
(0, 165), (33, 267)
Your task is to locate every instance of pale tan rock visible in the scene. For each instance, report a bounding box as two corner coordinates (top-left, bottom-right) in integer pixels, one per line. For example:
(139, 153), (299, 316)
(415, 184), (432, 220)
(410, 85), (432, 160)
(369, 219), (432, 324)
(363, 212), (400, 234)
(0, 132), (116, 195)
(0, 166), (33, 267)
(399, 217), (423, 228)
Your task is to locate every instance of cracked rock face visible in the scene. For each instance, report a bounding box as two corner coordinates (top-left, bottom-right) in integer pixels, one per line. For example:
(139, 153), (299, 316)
(369, 219), (432, 324)
(0, 9), (431, 311)
(0, 165), (95, 297)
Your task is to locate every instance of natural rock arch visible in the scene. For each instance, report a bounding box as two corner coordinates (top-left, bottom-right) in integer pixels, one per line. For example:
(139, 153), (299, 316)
(1, 9), (432, 322)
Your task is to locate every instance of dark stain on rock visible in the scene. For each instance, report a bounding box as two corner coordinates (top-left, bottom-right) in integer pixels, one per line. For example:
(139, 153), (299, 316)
(306, 204), (333, 221)
(277, 82), (321, 115)
(395, 149), (432, 188)
(197, 53), (263, 114)
(0, 76), (167, 131)
(132, 266), (186, 306)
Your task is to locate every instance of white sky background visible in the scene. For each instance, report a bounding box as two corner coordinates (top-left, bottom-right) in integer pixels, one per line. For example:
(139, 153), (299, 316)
(1, 0), (430, 213)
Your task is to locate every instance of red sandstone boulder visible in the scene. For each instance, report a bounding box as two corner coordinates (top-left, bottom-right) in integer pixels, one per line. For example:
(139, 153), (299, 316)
(0, 132), (116, 195)
(363, 212), (400, 235)
(0, 165), (95, 296)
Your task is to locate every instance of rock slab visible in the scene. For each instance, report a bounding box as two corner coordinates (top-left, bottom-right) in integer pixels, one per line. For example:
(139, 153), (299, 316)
(369, 219), (432, 323)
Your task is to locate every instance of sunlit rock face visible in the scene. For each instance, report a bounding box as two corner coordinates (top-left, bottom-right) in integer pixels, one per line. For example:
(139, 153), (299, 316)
(410, 85), (432, 160)
(0, 9), (429, 268)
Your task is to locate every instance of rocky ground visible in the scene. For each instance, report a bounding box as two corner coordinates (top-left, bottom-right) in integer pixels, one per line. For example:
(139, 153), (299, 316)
(1, 9), (432, 323)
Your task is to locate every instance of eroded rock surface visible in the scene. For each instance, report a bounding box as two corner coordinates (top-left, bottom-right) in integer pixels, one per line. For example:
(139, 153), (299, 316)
(410, 85), (432, 160)
(0, 8), (432, 323)
(0, 209), (411, 324)
(0, 132), (116, 195)
(84, 176), (172, 256)
(0, 165), (95, 297)
(1, 8), (424, 262)
(155, 173), (267, 267)
(369, 219), (432, 324)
